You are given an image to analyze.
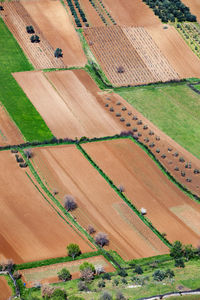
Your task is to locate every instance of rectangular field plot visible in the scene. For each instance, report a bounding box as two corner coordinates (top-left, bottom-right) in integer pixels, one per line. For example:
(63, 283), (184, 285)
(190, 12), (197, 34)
(0, 276), (12, 300)
(0, 151), (92, 264)
(82, 139), (200, 247)
(21, 255), (115, 287)
(13, 70), (123, 139)
(84, 26), (179, 86)
(31, 145), (168, 260)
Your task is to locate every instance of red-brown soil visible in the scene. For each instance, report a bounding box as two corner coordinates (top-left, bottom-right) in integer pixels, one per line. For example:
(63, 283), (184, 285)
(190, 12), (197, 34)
(0, 105), (24, 146)
(32, 144), (169, 260)
(146, 24), (200, 79)
(13, 70), (123, 139)
(182, 0), (200, 23)
(101, 93), (200, 197)
(84, 26), (179, 86)
(103, 0), (161, 26)
(20, 255), (115, 287)
(0, 276), (12, 300)
(83, 139), (200, 247)
(21, 0), (87, 67)
(0, 151), (92, 264)
(1, 1), (65, 69)
(80, 0), (104, 26)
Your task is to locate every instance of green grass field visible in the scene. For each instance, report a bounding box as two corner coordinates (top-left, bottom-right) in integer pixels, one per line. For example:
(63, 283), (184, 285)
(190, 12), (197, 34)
(116, 83), (200, 159)
(0, 18), (53, 142)
(193, 84), (200, 92)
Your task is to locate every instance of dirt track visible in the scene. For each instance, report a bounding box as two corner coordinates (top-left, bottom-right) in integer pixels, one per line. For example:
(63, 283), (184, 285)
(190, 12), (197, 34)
(0, 105), (24, 146)
(13, 70), (123, 139)
(21, 0), (86, 67)
(83, 139), (200, 246)
(32, 145), (169, 260)
(21, 255), (115, 287)
(0, 276), (12, 300)
(0, 151), (92, 264)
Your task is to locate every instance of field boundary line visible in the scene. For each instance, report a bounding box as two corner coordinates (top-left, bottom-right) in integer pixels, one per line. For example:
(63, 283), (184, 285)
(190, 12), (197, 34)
(76, 143), (172, 249)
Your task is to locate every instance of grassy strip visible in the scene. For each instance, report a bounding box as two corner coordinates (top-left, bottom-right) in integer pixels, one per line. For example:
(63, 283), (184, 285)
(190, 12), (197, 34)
(76, 143), (172, 248)
(0, 18), (53, 142)
(15, 251), (101, 271)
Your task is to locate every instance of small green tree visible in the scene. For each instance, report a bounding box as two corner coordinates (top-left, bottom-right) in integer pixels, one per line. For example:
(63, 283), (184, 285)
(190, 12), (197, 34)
(51, 288), (67, 299)
(170, 241), (183, 259)
(58, 268), (71, 281)
(183, 244), (195, 261)
(175, 258), (185, 268)
(153, 270), (166, 281)
(67, 243), (81, 260)
(134, 265), (143, 274)
(79, 262), (95, 273)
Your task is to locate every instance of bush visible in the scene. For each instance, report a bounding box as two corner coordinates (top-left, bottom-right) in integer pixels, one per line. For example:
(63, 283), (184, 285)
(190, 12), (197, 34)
(30, 35), (40, 43)
(98, 280), (106, 288)
(58, 268), (71, 281)
(102, 273), (111, 280)
(134, 265), (143, 274)
(78, 280), (88, 291)
(121, 278), (127, 284)
(112, 279), (119, 286)
(153, 269), (166, 281)
(79, 262), (95, 273)
(117, 269), (128, 277)
(51, 289), (67, 299)
(26, 25), (34, 34)
(54, 48), (63, 58)
(175, 258), (185, 268)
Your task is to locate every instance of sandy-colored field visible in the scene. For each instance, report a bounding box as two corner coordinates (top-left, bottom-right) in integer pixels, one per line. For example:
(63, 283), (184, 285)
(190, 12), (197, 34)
(13, 70), (123, 139)
(80, 0), (104, 26)
(103, 0), (161, 26)
(21, 0), (86, 67)
(83, 139), (200, 246)
(21, 255), (115, 287)
(32, 145), (168, 260)
(182, 0), (200, 23)
(146, 24), (200, 79)
(0, 151), (92, 264)
(0, 105), (24, 146)
(0, 276), (12, 300)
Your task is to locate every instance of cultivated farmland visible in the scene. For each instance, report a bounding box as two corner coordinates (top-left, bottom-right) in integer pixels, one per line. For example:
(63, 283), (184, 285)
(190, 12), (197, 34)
(13, 69), (123, 139)
(83, 139), (200, 247)
(20, 255), (115, 287)
(31, 145), (169, 260)
(21, 0), (87, 67)
(84, 25), (179, 86)
(0, 151), (92, 264)
(0, 276), (12, 300)
(1, 1), (65, 69)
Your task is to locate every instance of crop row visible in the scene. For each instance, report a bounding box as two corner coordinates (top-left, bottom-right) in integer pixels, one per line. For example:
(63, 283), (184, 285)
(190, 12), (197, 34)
(65, 0), (82, 27)
(88, 0), (115, 25)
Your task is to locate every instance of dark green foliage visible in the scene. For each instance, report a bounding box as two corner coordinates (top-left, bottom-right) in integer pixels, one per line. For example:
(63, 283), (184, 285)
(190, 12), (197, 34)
(51, 289), (67, 299)
(121, 278), (127, 284)
(102, 273), (111, 280)
(67, 244), (81, 260)
(57, 268), (71, 281)
(98, 280), (106, 288)
(153, 269), (166, 281)
(142, 0), (197, 22)
(170, 241), (183, 259)
(0, 6), (4, 11)
(112, 279), (119, 286)
(165, 269), (175, 278)
(175, 258), (185, 268)
(54, 48), (63, 58)
(134, 265), (143, 274)
(30, 35), (40, 43)
(26, 26), (34, 34)
(117, 269), (128, 277)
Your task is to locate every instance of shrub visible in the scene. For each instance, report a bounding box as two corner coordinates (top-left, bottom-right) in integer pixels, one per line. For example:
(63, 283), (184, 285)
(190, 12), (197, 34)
(174, 167), (179, 171)
(78, 280), (88, 291)
(165, 269), (175, 278)
(117, 269), (128, 277)
(113, 278), (119, 286)
(170, 241), (183, 259)
(102, 273), (111, 280)
(137, 120), (142, 125)
(179, 157), (185, 163)
(122, 106), (127, 111)
(132, 115), (138, 120)
(87, 225), (96, 235)
(120, 117), (125, 122)
(80, 262), (95, 273)
(149, 130), (154, 135)
(64, 195), (77, 211)
(116, 101), (121, 105)
(26, 25), (34, 34)
(175, 258), (185, 268)
(105, 103), (109, 107)
(132, 127), (138, 132)
(98, 280), (106, 288)
(126, 123), (131, 127)
(186, 178), (192, 182)
(95, 232), (109, 247)
(30, 35), (40, 43)
(134, 265), (143, 274)
(161, 154), (166, 159)
(24, 148), (32, 159)
(121, 278), (127, 284)
(156, 148), (160, 153)
(116, 113), (121, 117)
(80, 268), (94, 282)
(51, 289), (67, 299)
(58, 268), (71, 281)
(110, 107), (114, 112)
(153, 269), (166, 281)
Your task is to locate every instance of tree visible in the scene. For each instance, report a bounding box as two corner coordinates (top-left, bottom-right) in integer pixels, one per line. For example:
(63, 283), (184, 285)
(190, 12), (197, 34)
(24, 148), (32, 159)
(117, 66), (125, 73)
(41, 284), (55, 298)
(80, 268), (94, 282)
(153, 269), (166, 281)
(175, 258), (185, 268)
(165, 269), (175, 279)
(58, 268), (71, 281)
(26, 25), (34, 34)
(95, 264), (105, 275)
(67, 243), (81, 259)
(30, 35), (40, 43)
(51, 288), (67, 300)
(54, 48), (63, 58)
(80, 262), (95, 273)
(87, 224), (96, 235)
(134, 265), (143, 274)
(183, 244), (195, 261)
(170, 241), (183, 259)
(95, 232), (109, 247)
(64, 195), (77, 211)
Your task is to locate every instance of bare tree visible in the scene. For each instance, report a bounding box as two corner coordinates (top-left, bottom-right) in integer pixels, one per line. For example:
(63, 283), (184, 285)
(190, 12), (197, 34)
(118, 185), (125, 192)
(95, 264), (105, 275)
(24, 148), (32, 159)
(95, 232), (109, 247)
(41, 284), (55, 298)
(117, 66), (125, 73)
(87, 225), (96, 235)
(64, 195), (77, 211)
(80, 268), (94, 282)
(52, 188), (58, 196)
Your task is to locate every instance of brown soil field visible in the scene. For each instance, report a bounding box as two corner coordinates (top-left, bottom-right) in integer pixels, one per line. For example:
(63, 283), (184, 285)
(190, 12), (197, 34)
(21, 0), (86, 67)
(20, 255), (115, 287)
(103, 0), (161, 26)
(182, 0), (200, 23)
(0, 105), (24, 146)
(31, 144), (169, 260)
(13, 69), (123, 139)
(83, 139), (200, 247)
(80, 0), (105, 26)
(84, 26), (179, 86)
(101, 93), (200, 197)
(0, 151), (92, 264)
(146, 24), (200, 79)
(0, 276), (12, 300)
(2, 2), (65, 69)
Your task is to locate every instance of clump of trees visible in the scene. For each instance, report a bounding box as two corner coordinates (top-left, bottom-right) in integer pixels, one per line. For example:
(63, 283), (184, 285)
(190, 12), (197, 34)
(170, 241), (198, 268)
(142, 0), (197, 22)
(153, 268), (174, 281)
(67, 243), (81, 259)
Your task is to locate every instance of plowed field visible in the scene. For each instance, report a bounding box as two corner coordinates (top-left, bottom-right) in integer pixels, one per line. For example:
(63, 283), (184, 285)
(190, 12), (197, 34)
(0, 151), (92, 264)
(0, 105), (24, 146)
(83, 139), (200, 246)
(21, 0), (86, 67)
(84, 26), (179, 86)
(31, 145), (169, 260)
(21, 255), (115, 287)
(146, 24), (200, 79)
(1, 1), (65, 69)
(0, 276), (12, 300)
(182, 0), (200, 23)
(13, 70), (123, 139)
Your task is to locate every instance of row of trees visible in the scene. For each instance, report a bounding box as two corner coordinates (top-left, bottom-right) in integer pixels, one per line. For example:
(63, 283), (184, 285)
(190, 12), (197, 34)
(142, 0), (197, 22)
